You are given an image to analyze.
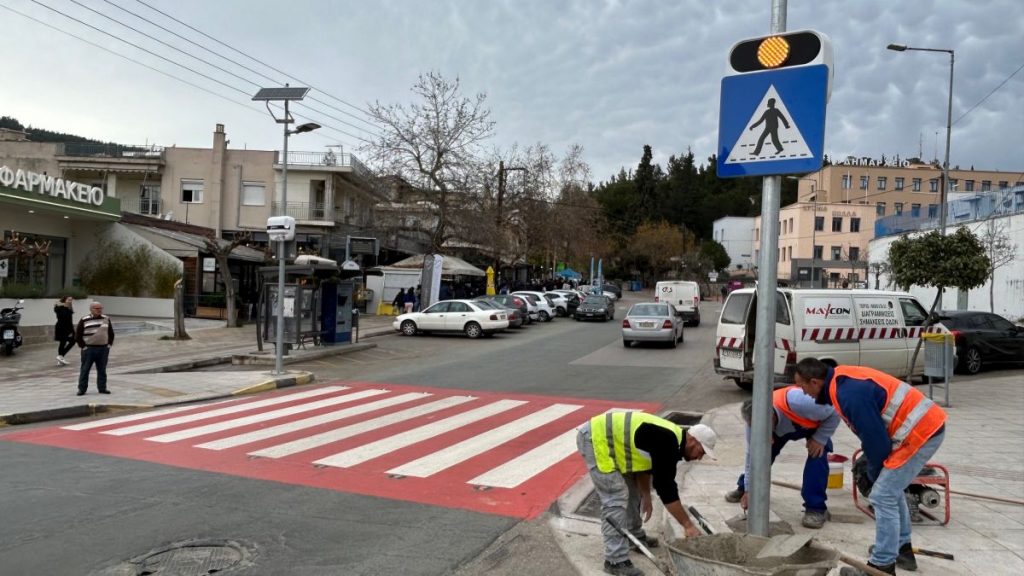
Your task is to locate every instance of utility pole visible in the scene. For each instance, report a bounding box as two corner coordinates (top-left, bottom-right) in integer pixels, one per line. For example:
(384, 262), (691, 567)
(495, 161), (526, 275)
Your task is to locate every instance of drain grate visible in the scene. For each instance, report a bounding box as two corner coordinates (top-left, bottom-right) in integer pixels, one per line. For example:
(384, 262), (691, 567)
(133, 540), (248, 576)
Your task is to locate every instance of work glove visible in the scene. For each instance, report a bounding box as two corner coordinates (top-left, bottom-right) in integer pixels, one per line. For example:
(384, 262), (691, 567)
(852, 454), (874, 497)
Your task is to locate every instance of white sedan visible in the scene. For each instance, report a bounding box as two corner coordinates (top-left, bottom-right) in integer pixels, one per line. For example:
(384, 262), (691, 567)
(393, 299), (509, 338)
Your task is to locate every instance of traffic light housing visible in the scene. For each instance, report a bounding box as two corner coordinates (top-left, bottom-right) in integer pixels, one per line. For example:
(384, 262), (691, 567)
(726, 29), (833, 97)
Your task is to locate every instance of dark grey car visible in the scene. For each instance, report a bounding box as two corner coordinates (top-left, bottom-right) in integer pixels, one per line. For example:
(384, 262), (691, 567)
(574, 295), (615, 321)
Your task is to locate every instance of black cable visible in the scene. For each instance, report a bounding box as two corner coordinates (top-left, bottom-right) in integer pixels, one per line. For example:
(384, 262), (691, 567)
(953, 62), (1024, 127)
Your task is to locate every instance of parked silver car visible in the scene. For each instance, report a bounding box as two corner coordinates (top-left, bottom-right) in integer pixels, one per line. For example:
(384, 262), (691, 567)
(621, 302), (683, 348)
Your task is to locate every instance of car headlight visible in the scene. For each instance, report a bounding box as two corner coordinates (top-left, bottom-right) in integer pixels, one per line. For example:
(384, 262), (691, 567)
(597, 308), (606, 312)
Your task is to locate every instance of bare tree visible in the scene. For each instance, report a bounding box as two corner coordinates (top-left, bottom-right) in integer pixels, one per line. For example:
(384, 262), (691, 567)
(363, 72), (495, 252)
(974, 217), (1015, 313)
(0, 232), (49, 260)
(202, 231), (253, 328)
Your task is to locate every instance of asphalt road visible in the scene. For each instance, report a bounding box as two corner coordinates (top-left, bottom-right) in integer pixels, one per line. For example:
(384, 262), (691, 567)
(0, 295), (744, 575)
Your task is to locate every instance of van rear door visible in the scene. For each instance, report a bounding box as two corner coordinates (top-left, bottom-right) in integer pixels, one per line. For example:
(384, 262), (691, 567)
(717, 291), (752, 372)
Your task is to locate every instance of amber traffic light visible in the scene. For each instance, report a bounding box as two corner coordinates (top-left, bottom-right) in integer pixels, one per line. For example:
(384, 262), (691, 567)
(729, 31), (825, 73)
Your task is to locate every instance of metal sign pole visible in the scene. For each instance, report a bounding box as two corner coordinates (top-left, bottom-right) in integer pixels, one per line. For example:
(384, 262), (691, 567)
(748, 0), (787, 538)
(275, 100), (289, 376)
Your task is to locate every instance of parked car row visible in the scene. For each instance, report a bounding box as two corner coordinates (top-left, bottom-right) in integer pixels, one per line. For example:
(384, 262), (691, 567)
(392, 293), (572, 338)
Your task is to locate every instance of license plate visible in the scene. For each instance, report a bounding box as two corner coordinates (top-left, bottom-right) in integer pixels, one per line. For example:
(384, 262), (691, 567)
(2, 329), (13, 339)
(639, 321), (656, 328)
(720, 348), (743, 359)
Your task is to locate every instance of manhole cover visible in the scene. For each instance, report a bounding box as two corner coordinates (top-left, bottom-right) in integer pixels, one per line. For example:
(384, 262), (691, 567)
(133, 540), (249, 576)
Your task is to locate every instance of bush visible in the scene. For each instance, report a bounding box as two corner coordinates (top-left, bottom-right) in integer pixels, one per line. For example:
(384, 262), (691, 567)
(0, 282), (45, 299)
(78, 239), (181, 298)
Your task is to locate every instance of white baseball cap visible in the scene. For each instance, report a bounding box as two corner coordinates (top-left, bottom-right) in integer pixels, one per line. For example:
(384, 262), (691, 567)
(687, 424), (718, 460)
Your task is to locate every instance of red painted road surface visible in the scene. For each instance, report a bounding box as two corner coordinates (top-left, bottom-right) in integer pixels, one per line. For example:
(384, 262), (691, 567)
(4, 382), (659, 519)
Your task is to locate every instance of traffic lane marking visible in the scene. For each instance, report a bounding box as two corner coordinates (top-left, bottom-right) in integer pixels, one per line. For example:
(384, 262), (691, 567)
(4, 382), (660, 519)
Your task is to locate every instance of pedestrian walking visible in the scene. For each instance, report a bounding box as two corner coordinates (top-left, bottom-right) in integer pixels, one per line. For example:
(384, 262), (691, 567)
(577, 411), (718, 576)
(720, 284), (728, 302)
(725, 387), (839, 528)
(392, 288), (405, 315)
(403, 288), (415, 313)
(74, 301), (115, 396)
(794, 358), (946, 575)
(53, 296), (76, 366)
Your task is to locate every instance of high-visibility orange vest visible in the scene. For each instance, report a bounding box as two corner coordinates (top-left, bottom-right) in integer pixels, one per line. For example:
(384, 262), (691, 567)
(829, 366), (946, 469)
(773, 386), (820, 430)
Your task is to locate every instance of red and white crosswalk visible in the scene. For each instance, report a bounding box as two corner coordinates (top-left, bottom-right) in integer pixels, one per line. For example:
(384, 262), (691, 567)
(5, 382), (658, 519)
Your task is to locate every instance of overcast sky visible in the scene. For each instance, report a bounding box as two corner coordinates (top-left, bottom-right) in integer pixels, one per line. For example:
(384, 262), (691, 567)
(2, 0), (1022, 182)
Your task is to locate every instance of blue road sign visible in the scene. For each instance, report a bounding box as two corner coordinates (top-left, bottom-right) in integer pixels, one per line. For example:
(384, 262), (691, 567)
(717, 65), (828, 178)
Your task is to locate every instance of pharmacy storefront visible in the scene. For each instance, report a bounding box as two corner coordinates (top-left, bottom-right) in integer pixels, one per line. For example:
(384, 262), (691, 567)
(0, 164), (121, 296)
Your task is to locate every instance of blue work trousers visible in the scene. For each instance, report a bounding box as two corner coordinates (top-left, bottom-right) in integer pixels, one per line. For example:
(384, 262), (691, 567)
(735, 430), (832, 512)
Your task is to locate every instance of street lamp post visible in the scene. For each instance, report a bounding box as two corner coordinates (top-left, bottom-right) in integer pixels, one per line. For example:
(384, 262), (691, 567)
(887, 43), (954, 234)
(253, 86), (320, 375)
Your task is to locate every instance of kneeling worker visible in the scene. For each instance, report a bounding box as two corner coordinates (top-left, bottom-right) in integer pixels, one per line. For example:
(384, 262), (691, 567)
(577, 411), (718, 576)
(724, 386), (839, 528)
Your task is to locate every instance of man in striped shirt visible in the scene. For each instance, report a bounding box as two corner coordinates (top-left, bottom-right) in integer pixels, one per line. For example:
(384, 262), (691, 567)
(74, 301), (115, 396)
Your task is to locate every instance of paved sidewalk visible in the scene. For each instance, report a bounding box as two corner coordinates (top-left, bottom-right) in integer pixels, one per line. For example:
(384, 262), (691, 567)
(553, 373), (1024, 576)
(0, 314), (398, 425)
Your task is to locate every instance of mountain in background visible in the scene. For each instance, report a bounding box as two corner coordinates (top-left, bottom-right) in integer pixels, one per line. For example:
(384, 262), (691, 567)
(1, 115), (109, 145)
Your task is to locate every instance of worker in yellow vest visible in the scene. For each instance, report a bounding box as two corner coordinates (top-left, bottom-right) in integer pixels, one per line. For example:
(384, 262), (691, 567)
(795, 358), (946, 576)
(577, 411), (718, 576)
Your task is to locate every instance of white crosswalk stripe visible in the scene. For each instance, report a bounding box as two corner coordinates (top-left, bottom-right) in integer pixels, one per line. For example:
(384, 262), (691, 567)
(314, 399), (527, 469)
(248, 395), (478, 459)
(469, 428), (580, 488)
(145, 389), (390, 443)
(102, 386), (347, 436)
(196, 392), (432, 451)
(388, 403), (582, 478)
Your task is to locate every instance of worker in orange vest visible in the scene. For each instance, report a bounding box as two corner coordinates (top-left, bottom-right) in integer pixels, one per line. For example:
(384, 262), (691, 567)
(795, 358), (946, 576)
(724, 386), (839, 529)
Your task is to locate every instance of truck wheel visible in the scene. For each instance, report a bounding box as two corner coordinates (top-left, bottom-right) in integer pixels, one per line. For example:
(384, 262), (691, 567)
(962, 346), (983, 374)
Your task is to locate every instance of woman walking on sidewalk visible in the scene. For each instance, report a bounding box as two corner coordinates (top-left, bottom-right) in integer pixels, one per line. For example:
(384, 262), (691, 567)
(53, 296), (75, 366)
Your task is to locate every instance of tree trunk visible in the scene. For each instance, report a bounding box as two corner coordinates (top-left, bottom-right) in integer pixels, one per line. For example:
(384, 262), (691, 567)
(989, 271), (995, 313)
(173, 279), (190, 340)
(907, 287), (943, 378)
(216, 253), (237, 328)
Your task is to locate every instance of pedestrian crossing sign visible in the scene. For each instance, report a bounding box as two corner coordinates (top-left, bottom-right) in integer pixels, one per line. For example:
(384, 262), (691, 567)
(717, 64), (828, 178)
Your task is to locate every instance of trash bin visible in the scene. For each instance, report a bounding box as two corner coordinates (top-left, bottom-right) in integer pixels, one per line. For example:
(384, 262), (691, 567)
(922, 332), (954, 406)
(631, 280), (642, 291)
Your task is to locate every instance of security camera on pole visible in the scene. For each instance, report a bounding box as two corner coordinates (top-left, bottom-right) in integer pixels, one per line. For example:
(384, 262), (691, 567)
(716, 2), (833, 537)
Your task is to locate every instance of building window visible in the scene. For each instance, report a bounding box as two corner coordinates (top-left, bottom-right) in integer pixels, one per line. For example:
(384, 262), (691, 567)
(876, 202), (886, 216)
(895, 202), (904, 215)
(877, 176), (887, 190)
(842, 175), (852, 189)
(859, 176), (869, 190)
(849, 246), (860, 261)
(894, 177), (904, 190)
(787, 246), (793, 261)
(241, 182), (265, 206)
(929, 179), (938, 192)
(139, 184), (161, 216)
(180, 179), (204, 203)
(999, 181), (1008, 189)
(832, 217), (842, 232)
(981, 180), (991, 191)
(928, 204), (938, 218)
(965, 180), (975, 191)
(789, 218), (794, 235)
(949, 178), (958, 191)
(912, 178), (922, 192)
(814, 216), (824, 231)
(850, 217), (861, 232)
(831, 246), (842, 260)
(813, 245), (823, 260)
(911, 203), (921, 217)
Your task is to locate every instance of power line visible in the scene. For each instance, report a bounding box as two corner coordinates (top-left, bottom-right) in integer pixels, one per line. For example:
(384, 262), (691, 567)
(99, 0), (382, 137)
(132, 0), (379, 123)
(953, 61), (1024, 127)
(23, 0), (370, 146)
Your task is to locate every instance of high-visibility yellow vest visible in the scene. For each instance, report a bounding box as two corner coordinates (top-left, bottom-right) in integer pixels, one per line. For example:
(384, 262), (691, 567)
(590, 412), (684, 473)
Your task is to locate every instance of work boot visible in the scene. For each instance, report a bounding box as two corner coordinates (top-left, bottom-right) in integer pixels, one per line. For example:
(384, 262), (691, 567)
(724, 487), (744, 503)
(628, 533), (659, 550)
(840, 561), (895, 575)
(801, 509), (829, 529)
(870, 543), (918, 571)
(604, 559), (644, 576)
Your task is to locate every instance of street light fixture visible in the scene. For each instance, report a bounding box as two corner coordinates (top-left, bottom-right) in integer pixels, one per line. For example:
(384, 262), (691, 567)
(887, 43), (955, 234)
(253, 85), (319, 376)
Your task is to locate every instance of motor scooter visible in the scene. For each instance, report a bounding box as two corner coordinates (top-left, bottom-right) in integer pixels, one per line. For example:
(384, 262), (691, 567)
(1, 299), (25, 355)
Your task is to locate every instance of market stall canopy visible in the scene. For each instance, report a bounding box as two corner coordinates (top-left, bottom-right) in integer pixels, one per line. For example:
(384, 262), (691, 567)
(557, 268), (582, 280)
(385, 254), (486, 277)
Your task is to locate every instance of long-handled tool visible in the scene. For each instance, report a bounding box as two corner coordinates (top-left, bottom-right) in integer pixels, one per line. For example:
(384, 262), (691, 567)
(911, 547), (955, 561)
(688, 505), (715, 535)
(607, 519), (671, 576)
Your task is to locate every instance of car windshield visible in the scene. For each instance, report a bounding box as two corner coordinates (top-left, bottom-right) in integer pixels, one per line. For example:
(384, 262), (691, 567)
(630, 304), (669, 317)
(582, 296), (606, 306)
(474, 300), (498, 310)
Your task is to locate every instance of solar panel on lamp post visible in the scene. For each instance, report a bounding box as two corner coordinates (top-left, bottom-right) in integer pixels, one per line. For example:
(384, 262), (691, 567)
(252, 86), (318, 376)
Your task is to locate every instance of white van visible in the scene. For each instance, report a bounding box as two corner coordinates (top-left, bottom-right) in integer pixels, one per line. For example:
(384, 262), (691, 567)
(714, 288), (930, 390)
(654, 281), (701, 326)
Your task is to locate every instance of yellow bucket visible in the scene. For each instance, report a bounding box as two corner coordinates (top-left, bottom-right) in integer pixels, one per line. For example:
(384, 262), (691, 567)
(827, 454), (848, 489)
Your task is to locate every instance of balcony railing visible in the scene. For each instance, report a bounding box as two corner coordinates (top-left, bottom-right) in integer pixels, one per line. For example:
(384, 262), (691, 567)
(120, 197), (163, 216)
(56, 142), (165, 160)
(276, 151), (374, 179)
(272, 201), (334, 221)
